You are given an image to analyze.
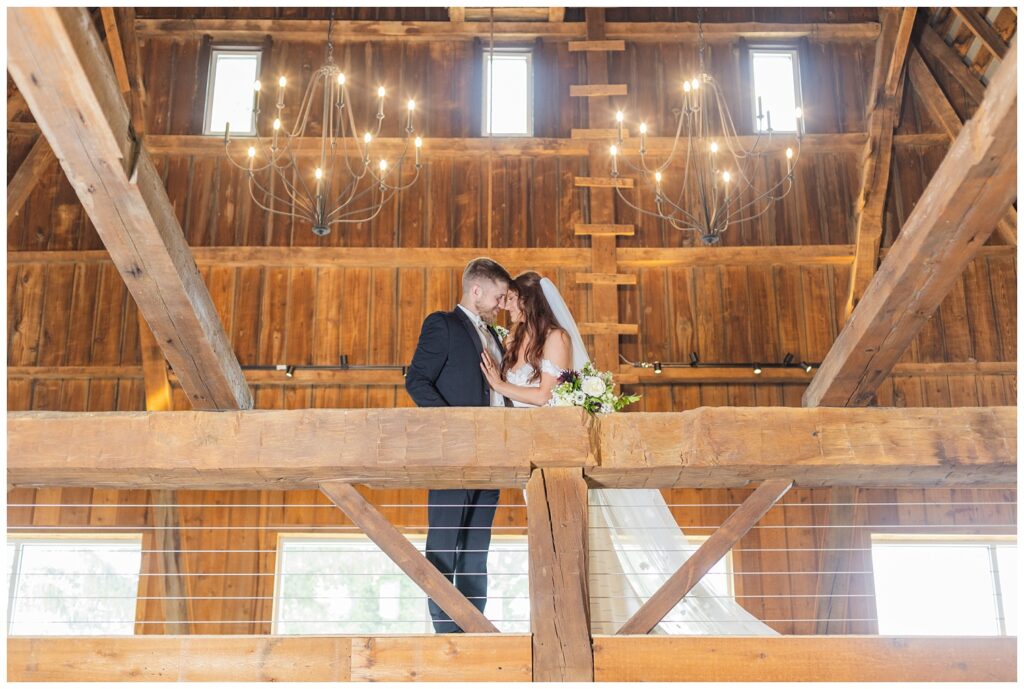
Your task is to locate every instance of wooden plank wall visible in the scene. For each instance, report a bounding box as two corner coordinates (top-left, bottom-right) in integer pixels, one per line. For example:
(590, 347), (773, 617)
(6, 8), (1016, 638)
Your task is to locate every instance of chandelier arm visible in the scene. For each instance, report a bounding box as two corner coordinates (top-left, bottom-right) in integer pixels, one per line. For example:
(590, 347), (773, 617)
(726, 172), (795, 220)
(650, 186), (703, 226)
(614, 186), (701, 228)
(327, 185), (393, 224)
(247, 173), (314, 219)
(325, 174), (387, 220)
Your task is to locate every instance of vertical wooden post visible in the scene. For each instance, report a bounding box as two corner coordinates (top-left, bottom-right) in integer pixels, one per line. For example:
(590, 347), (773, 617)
(527, 468), (593, 681)
(139, 317), (190, 634)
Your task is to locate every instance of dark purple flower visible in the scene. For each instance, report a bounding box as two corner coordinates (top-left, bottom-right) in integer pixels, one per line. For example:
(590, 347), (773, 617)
(558, 369), (579, 385)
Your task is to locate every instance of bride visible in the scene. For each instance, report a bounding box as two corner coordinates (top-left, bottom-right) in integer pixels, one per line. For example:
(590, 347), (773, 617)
(479, 271), (773, 635)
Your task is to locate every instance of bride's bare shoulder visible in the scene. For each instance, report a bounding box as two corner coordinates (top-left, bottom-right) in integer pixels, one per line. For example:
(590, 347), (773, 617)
(543, 327), (571, 350)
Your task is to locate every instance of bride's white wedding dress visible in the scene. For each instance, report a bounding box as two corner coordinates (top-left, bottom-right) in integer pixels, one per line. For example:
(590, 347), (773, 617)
(505, 280), (775, 636)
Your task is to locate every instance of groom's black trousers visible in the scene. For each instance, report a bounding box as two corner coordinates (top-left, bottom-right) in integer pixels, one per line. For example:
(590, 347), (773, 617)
(425, 488), (500, 633)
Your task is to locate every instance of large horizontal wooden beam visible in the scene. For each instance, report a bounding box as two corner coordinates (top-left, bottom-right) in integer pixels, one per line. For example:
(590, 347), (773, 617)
(804, 41), (1017, 407)
(593, 636), (1016, 682)
(135, 18), (879, 43)
(11, 244), (1015, 271)
(6, 635), (1013, 682)
(8, 635), (531, 682)
(7, 406), (1015, 489)
(141, 133), (949, 158)
(7, 7), (251, 411)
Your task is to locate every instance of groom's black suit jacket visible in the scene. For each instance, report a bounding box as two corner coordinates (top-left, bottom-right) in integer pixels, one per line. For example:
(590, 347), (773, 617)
(405, 306), (511, 408)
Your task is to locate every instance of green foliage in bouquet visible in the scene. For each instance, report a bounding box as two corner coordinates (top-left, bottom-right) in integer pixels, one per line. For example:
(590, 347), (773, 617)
(548, 362), (641, 414)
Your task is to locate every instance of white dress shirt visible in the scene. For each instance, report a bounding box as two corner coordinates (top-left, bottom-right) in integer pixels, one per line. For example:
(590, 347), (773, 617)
(458, 304), (506, 407)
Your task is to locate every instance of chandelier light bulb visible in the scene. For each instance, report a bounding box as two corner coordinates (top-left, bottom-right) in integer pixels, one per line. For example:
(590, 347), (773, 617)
(253, 80), (261, 92)
(794, 106), (803, 119)
(710, 141), (719, 153)
(272, 118), (281, 131)
(615, 110), (624, 123)
(639, 122), (648, 135)
(364, 132), (373, 144)
(786, 147), (794, 160)
(414, 136), (423, 148)
(337, 73), (346, 85)
(378, 86), (386, 98)
(683, 81), (691, 93)
(314, 167), (323, 180)
(408, 99), (416, 111)
(722, 170), (731, 183)
(379, 159), (388, 171)
(654, 171), (663, 183)
(691, 78), (700, 90)
(278, 76), (287, 88)
(609, 144), (618, 156)
(247, 146), (256, 158)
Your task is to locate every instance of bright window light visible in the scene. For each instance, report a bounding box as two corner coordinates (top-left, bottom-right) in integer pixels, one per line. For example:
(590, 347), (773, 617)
(204, 48), (262, 136)
(750, 48), (803, 133)
(273, 534), (529, 634)
(482, 49), (533, 136)
(7, 535), (143, 636)
(871, 536), (1017, 636)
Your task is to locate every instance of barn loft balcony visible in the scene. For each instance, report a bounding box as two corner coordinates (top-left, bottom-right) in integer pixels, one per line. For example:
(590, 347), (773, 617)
(7, 4), (1018, 684)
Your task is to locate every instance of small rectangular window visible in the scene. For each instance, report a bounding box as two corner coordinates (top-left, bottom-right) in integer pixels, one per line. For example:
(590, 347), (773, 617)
(871, 535), (1017, 636)
(749, 48), (803, 134)
(482, 48), (533, 136)
(7, 535), (143, 636)
(273, 533), (529, 634)
(203, 47), (262, 136)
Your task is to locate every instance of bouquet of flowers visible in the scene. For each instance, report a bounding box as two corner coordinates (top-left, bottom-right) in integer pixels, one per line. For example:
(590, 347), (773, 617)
(548, 362), (641, 414)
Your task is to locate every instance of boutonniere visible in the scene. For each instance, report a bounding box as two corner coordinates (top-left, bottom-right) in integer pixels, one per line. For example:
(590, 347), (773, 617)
(492, 324), (509, 340)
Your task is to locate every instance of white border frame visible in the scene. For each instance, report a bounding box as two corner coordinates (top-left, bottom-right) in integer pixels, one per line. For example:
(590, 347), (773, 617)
(202, 46), (262, 137)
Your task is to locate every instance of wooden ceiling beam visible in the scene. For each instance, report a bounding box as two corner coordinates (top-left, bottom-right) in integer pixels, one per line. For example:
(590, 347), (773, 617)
(846, 8), (917, 318)
(8, 406), (1015, 490)
(918, 24), (986, 104)
(907, 47), (1016, 246)
(7, 7), (251, 410)
(6, 134), (55, 225)
(951, 7), (1010, 59)
(804, 42), (1017, 407)
(134, 18), (880, 43)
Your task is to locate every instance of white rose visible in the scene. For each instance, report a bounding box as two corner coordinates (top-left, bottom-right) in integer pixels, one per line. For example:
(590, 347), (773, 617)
(581, 376), (606, 397)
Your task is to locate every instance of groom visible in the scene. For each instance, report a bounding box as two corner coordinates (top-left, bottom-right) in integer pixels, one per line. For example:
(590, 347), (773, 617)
(405, 257), (513, 632)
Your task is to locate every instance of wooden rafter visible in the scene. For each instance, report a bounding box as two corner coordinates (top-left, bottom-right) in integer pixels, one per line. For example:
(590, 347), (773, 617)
(7, 7), (251, 410)
(527, 468), (591, 681)
(548, 7), (565, 23)
(846, 8), (917, 318)
(6, 134), (55, 224)
(617, 479), (794, 635)
(918, 24), (987, 104)
(319, 482), (498, 633)
(7, 406), (1016, 490)
(951, 7), (1010, 59)
(804, 42), (1017, 407)
(907, 48), (1016, 246)
(100, 7), (147, 135)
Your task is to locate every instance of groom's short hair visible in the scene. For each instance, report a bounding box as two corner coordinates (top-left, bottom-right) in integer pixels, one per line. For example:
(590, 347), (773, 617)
(462, 257), (511, 291)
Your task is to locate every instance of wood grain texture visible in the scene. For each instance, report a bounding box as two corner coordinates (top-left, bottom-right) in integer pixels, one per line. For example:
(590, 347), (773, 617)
(617, 479), (793, 634)
(951, 7), (1010, 59)
(806, 44), (1017, 407)
(7, 7), (251, 410)
(526, 468), (592, 681)
(6, 135), (55, 225)
(8, 406), (1015, 489)
(319, 481), (498, 634)
(7, 635), (532, 682)
(593, 636), (1017, 682)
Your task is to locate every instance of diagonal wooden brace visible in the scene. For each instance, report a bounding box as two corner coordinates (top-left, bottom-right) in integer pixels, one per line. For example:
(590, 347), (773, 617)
(319, 481), (498, 634)
(617, 479), (794, 635)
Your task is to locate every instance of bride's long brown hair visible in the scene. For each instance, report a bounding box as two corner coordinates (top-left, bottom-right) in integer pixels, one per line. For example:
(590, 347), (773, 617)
(500, 272), (564, 384)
